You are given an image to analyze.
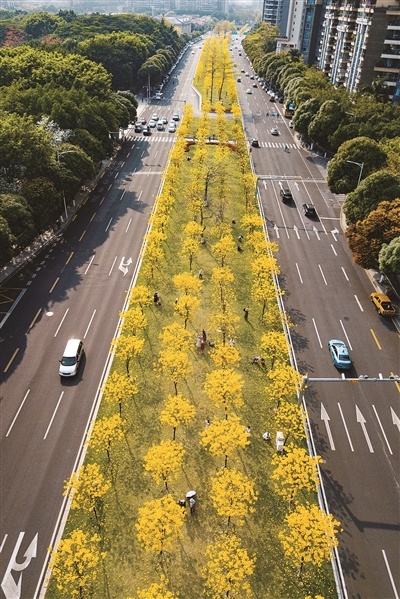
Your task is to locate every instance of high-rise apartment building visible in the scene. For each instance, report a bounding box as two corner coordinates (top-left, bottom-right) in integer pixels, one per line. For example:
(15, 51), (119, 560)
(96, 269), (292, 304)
(318, 1), (400, 98)
(175, 0), (229, 12)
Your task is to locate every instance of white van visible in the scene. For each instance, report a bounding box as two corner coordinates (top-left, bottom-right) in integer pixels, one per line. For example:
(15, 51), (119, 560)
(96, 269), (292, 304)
(59, 339), (84, 377)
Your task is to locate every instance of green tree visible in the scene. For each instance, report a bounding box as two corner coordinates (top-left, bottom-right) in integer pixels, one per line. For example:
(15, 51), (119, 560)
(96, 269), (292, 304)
(343, 171), (400, 225)
(379, 237), (400, 276)
(21, 177), (61, 233)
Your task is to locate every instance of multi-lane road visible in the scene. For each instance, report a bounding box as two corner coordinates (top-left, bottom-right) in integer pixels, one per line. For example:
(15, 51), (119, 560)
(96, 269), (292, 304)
(233, 46), (400, 599)
(1, 39), (399, 599)
(0, 47), (199, 599)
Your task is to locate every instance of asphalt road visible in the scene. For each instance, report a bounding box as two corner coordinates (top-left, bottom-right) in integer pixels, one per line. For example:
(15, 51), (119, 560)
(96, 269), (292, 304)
(233, 46), (400, 599)
(0, 46), (198, 599)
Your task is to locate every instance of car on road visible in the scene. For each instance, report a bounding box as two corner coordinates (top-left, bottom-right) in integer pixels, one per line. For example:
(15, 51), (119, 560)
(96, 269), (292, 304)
(289, 120), (294, 128)
(151, 113), (159, 121)
(59, 339), (84, 377)
(134, 123), (143, 133)
(142, 126), (151, 136)
(370, 292), (396, 316)
(168, 123), (176, 133)
(154, 92), (163, 100)
(270, 128), (279, 135)
(328, 339), (352, 370)
(172, 113), (180, 121)
(251, 138), (260, 147)
(302, 203), (317, 217)
(157, 122), (165, 131)
(250, 75), (255, 80)
(240, 68), (245, 73)
(161, 116), (168, 124)
(246, 88), (252, 94)
(237, 77), (241, 82)
(140, 117), (147, 125)
(280, 188), (293, 202)
(148, 119), (156, 128)
(252, 83), (257, 88)
(269, 96), (276, 102)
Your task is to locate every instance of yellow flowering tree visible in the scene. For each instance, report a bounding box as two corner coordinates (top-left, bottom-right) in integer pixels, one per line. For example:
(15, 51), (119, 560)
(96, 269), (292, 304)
(271, 447), (322, 505)
(160, 393), (196, 439)
(136, 494), (185, 557)
(144, 440), (185, 490)
(64, 463), (110, 528)
(200, 415), (249, 467)
(204, 368), (244, 417)
(210, 467), (258, 526)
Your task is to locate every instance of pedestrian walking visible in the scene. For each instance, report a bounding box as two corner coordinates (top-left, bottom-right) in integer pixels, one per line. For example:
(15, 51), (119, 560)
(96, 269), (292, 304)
(202, 329), (207, 343)
(198, 268), (203, 279)
(189, 497), (196, 514)
(243, 307), (249, 321)
(154, 292), (161, 305)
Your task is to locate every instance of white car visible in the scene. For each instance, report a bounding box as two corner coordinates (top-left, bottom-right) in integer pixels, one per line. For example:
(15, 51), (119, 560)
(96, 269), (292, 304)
(151, 113), (159, 121)
(270, 127), (279, 135)
(246, 88), (252, 94)
(168, 123), (176, 133)
(148, 119), (156, 128)
(172, 113), (180, 121)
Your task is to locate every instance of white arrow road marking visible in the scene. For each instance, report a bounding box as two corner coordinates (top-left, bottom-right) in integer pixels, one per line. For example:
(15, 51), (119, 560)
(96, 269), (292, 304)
(118, 257), (132, 276)
(391, 407), (400, 432)
(356, 405), (374, 452)
(337, 403), (354, 451)
(313, 226), (320, 240)
(273, 224), (280, 238)
(321, 404), (335, 450)
(293, 225), (300, 239)
(372, 405), (392, 455)
(1, 533), (38, 599)
(382, 549), (400, 599)
(331, 228), (339, 241)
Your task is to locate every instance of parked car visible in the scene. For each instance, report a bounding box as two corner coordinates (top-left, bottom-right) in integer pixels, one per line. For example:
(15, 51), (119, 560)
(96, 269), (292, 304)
(370, 292), (396, 316)
(251, 138), (260, 147)
(289, 120), (294, 128)
(270, 128), (279, 136)
(280, 188), (293, 203)
(302, 203), (316, 217)
(328, 339), (352, 370)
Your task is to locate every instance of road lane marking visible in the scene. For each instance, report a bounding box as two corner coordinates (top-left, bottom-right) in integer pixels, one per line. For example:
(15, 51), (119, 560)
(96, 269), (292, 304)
(295, 262), (303, 284)
(340, 320), (353, 350)
(337, 403), (354, 451)
(54, 308), (69, 337)
(105, 218), (113, 232)
(100, 196), (105, 205)
(84, 254), (95, 275)
(89, 212), (96, 222)
(330, 244), (337, 256)
(44, 392), (64, 440)
(6, 389), (29, 436)
(341, 266), (348, 280)
(49, 277), (59, 293)
(108, 256), (117, 276)
(382, 549), (399, 599)
(356, 405), (374, 453)
(1, 532), (38, 597)
(84, 309), (96, 338)
(125, 219), (132, 233)
(313, 226), (320, 240)
(293, 225), (300, 239)
(370, 329), (382, 350)
(79, 230), (86, 241)
(372, 405), (393, 455)
(312, 318), (323, 348)
(72, 214), (77, 221)
(120, 190), (126, 202)
(0, 534), (7, 552)
(28, 309), (41, 330)
(138, 190), (143, 201)
(318, 264), (328, 285)
(354, 295), (363, 311)
(321, 404), (335, 450)
(114, 172), (118, 179)
(147, 168), (152, 177)
(65, 252), (74, 265)
(107, 184), (112, 191)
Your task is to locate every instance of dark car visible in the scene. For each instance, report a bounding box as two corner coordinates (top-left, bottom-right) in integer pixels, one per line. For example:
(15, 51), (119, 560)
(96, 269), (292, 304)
(237, 77), (242, 82)
(142, 126), (151, 136)
(251, 138), (260, 147)
(252, 83), (257, 88)
(134, 123), (143, 133)
(280, 188), (293, 203)
(302, 203), (317, 217)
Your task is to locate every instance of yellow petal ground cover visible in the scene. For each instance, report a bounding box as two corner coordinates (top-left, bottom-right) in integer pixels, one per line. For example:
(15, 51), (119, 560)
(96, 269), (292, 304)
(47, 35), (339, 599)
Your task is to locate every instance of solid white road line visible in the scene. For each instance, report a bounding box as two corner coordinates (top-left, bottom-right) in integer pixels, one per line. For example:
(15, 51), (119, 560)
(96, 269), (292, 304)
(295, 262), (303, 284)
(312, 318), (323, 348)
(84, 310), (96, 339)
(372, 405), (393, 455)
(108, 256), (117, 277)
(54, 309), (69, 338)
(6, 390), (30, 437)
(382, 549), (399, 599)
(340, 319), (353, 350)
(43, 392), (64, 440)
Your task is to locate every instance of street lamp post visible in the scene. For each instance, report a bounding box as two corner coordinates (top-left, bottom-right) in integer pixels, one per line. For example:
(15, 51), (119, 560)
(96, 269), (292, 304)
(346, 159), (364, 187)
(56, 150), (78, 221)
